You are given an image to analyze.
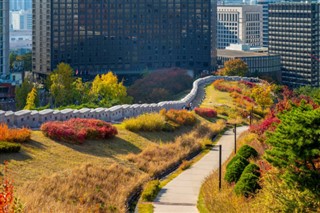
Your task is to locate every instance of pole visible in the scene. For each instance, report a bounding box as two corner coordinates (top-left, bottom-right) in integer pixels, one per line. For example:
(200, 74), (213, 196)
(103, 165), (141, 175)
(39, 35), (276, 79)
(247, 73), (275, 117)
(234, 124), (237, 154)
(250, 107), (252, 126)
(219, 144), (222, 191)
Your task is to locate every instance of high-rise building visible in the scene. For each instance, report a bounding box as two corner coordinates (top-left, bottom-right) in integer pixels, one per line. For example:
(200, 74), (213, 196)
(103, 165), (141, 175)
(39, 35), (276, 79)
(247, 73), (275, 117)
(257, 0), (277, 47)
(33, 1), (216, 77)
(217, 5), (263, 49)
(269, 2), (320, 87)
(10, 10), (32, 30)
(10, 0), (32, 11)
(0, 0), (9, 77)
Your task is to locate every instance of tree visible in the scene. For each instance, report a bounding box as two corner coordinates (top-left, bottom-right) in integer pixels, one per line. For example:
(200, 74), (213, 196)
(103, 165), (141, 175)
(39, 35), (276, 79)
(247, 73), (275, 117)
(216, 59), (249, 76)
(16, 52), (32, 71)
(24, 87), (39, 110)
(251, 83), (273, 109)
(9, 52), (17, 70)
(295, 86), (320, 104)
(71, 78), (90, 105)
(265, 103), (320, 195)
(15, 79), (33, 110)
(90, 72), (131, 107)
(49, 63), (74, 107)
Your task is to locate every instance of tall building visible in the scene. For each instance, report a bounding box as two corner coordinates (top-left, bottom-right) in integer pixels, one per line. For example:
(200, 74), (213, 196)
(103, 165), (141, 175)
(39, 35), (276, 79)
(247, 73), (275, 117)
(33, 1), (216, 77)
(0, 0), (9, 77)
(217, 5), (263, 49)
(257, 0), (277, 47)
(10, 10), (32, 30)
(269, 2), (320, 87)
(10, 0), (32, 11)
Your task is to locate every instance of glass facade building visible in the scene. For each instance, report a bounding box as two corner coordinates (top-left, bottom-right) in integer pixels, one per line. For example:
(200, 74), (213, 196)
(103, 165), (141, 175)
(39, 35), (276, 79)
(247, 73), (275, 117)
(269, 3), (320, 87)
(33, 0), (216, 77)
(0, 0), (9, 77)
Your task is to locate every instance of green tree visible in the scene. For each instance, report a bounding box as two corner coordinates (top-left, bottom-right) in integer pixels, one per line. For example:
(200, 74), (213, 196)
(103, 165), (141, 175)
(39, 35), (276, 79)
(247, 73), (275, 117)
(17, 52), (32, 71)
(90, 72), (131, 107)
(49, 63), (74, 107)
(265, 103), (320, 195)
(217, 59), (249, 76)
(24, 87), (39, 110)
(295, 86), (320, 104)
(71, 78), (90, 104)
(15, 80), (33, 110)
(9, 52), (17, 70)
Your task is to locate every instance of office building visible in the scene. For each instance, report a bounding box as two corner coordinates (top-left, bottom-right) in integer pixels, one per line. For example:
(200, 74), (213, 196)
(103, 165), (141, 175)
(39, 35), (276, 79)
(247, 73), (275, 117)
(269, 2), (320, 87)
(217, 44), (281, 81)
(33, 1), (216, 77)
(10, 0), (32, 11)
(257, 0), (277, 47)
(10, 10), (32, 30)
(0, 0), (9, 77)
(217, 5), (263, 49)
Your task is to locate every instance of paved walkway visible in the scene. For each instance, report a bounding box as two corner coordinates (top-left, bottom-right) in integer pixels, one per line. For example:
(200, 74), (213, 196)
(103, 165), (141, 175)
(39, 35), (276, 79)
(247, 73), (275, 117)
(153, 126), (249, 213)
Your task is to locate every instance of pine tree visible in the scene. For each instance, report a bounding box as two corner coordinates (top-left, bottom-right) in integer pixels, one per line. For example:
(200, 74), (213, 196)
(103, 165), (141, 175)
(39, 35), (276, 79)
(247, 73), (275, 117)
(265, 102), (320, 195)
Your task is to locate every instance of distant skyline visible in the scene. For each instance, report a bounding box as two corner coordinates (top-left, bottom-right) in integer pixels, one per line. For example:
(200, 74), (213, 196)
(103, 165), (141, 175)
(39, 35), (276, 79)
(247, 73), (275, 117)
(9, 0), (31, 11)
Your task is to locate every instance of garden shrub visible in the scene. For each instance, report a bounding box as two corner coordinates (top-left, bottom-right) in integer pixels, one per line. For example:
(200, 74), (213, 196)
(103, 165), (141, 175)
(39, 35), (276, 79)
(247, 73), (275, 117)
(123, 113), (165, 131)
(162, 121), (179, 132)
(41, 118), (118, 144)
(0, 124), (31, 143)
(0, 142), (21, 153)
(224, 157), (249, 183)
(141, 180), (161, 202)
(242, 163), (261, 177)
(237, 145), (258, 159)
(195, 107), (217, 118)
(234, 172), (260, 197)
(161, 109), (196, 126)
(226, 155), (241, 169)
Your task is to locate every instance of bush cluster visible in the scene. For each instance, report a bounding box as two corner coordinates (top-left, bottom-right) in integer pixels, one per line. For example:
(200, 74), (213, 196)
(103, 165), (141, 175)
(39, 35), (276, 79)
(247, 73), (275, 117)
(41, 118), (118, 144)
(123, 113), (165, 131)
(212, 79), (242, 94)
(141, 180), (161, 202)
(234, 163), (261, 197)
(0, 124), (31, 143)
(0, 141), (21, 153)
(195, 107), (217, 118)
(225, 145), (258, 183)
(161, 109), (196, 126)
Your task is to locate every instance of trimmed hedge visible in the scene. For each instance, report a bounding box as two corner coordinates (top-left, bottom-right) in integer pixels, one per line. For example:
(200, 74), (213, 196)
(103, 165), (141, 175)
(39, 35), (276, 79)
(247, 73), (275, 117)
(237, 145), (258, 159)
(0, 141), (21, 153)
(141, 180), (161, 202)
(234, 164), (261, 197)
(224, 157), (249, 183)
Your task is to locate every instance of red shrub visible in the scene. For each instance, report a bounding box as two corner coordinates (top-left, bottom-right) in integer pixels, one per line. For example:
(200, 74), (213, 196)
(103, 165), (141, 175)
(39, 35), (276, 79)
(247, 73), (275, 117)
(249, 115), (280, 136)
(41, 118), (118, 144)
(212, 79), (242, 94)
(0, 162), (14, 212)
(195, 107), (217, 118)
(239, 80), (256, 88)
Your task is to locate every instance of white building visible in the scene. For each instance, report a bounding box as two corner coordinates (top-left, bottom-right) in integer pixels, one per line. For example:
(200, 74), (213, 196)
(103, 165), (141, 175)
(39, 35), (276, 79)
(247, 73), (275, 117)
(217, 5), (263, 49)
(10, 10), (32, 30)
(10, 30), (32, 52)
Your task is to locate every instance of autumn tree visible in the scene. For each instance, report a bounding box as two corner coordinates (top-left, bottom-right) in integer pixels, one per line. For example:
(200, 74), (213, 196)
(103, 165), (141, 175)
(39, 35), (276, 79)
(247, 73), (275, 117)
(216, 59), (249, 76)
(15, 79), (33, 110)
(90, 72), (131, 107)
(251, 83), (273, 109)
(49, 63), (74, 107)
(71, 78), (91, 105)
(24, 87), (39, 110)
(265, 103), (320, 195)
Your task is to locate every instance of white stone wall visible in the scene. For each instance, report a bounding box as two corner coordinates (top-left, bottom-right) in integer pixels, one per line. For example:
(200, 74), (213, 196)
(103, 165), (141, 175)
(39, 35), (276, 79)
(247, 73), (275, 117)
(0, 76), (261, 128)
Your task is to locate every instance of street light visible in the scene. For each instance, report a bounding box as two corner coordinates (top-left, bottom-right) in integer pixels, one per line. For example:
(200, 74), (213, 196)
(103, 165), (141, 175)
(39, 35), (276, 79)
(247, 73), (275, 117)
(214, 144), (222, 191)
(233, 124), (237, 154)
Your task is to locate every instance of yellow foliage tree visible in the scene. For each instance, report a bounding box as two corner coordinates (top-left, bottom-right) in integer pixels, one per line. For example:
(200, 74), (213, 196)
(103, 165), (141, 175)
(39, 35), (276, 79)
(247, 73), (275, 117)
(24, 87), (38, 110)
(90, 72), (130, 107)
(251, 84), (273, 109)
(216, 59), (249, 76)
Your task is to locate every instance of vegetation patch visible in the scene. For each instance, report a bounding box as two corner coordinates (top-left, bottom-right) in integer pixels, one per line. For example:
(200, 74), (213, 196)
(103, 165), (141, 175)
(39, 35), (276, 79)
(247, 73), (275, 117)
(160, 109), (196, 126)
(123, 113), (165, 132)
(0, 124), (31, 143)
(140, 180), (161, 202)
(234, 163), (261, 197)
(224, 157), (249, 183)
(41, 118), (118, 144)
(0, 142), (21, 153)
(194, 107), (217, 118)
(237, 145), (258, 159)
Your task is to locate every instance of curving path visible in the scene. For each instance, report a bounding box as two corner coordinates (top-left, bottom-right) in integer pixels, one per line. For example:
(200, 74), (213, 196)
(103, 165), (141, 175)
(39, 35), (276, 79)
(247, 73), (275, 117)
(152, 126), (249, 213)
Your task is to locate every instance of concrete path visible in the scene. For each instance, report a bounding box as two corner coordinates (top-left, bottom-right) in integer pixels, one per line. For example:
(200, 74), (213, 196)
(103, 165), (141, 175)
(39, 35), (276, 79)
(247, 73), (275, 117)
(153, 126), (248, 213)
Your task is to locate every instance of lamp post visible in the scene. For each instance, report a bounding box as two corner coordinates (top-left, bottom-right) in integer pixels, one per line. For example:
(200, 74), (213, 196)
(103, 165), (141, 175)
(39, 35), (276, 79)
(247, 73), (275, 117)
(234, 124), (237, 154)
(250, 106), (253, 126)
(218, 144), (222, 191)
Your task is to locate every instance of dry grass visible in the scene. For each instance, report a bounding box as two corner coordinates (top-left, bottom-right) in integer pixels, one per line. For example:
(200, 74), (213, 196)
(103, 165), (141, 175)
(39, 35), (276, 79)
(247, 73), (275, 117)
(19, 163), (149, 212)
(126, 120), (225, 177)
(201, 85), (234, 108)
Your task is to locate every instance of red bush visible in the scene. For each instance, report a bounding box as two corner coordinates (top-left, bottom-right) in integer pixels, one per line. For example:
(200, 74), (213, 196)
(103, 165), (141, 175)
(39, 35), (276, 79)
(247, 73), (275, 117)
(0, 162), (14, 212)
(249, 115), (280, 136)
(239, 80), (256, 88)
(0, 124), (30, 143)
(195, 107), (217, 118)
(41, 118), (118, 144)
(212, 80), (242, 94)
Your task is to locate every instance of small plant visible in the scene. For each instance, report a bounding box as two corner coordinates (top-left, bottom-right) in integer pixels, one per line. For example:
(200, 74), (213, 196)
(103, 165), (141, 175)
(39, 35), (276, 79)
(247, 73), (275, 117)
(180, 160), (192, 170)
(224, 157), (249, 183)
(0, 142), (21, 153)
(237, 145), (258, 159)
(141, 180), (160, 202)
(195, 107), (217, 118)
(234, 163), (261, 197)
(161, 109), (196, 126)
(123, 113), (165, 132)
(0, 124), (31, 143)
(41, 118), (118, 144)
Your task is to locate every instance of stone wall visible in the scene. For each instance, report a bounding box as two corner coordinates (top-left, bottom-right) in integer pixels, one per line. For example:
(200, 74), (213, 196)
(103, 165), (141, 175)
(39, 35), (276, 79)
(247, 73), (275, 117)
(0, 76), (261, 128)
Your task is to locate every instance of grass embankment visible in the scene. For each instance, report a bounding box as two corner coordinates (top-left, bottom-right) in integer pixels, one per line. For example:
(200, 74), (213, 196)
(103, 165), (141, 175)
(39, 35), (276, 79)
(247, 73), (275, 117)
(0, 113), (221, 212)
